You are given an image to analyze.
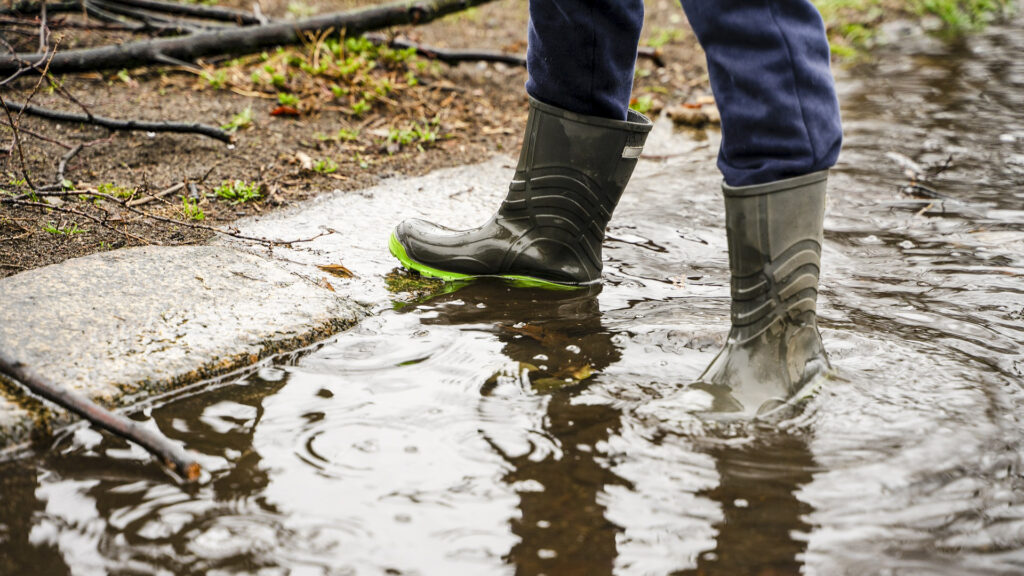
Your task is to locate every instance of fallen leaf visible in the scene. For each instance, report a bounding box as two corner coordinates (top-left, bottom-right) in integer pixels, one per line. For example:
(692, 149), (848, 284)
(271, 105), (301, 117)
(318, 263), (355, 278)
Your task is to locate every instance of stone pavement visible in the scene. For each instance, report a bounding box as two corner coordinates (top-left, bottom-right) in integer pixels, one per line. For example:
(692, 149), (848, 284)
(0, 245), (364, 448)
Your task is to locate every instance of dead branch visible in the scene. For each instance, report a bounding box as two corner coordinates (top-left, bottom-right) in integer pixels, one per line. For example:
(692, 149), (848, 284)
(126, 181), (183, 206)
(367, 33), (527, 66)
(365, 34), (665, 69)
(0, 0), (78, 16)
(1, 91), (39, 189)
(0, 351), (201, 483)
(0, 98), (233, 142)
(99, 0), (262, 25)
(0, 117), (72, 148)
(3, 197), (157, 244)
(0, 219), (32, 242)
(0, 0), (499, 74)
(0, 13), (139, 30)
(2, 189), (335, 247)
(38, 2), (49, 53)
(88, 0), (221, 34)
(54, 141), (81, 185)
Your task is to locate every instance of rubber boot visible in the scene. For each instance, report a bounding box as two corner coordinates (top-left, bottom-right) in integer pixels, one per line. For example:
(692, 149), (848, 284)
(389, 97), (653, 287)
(694, 170), (832, 419)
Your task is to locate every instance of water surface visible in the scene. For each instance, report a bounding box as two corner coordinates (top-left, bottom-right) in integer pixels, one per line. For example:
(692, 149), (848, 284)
(2, 15), (1023, 576)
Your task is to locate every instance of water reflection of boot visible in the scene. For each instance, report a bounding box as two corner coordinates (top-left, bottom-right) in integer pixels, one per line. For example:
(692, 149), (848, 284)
(694, 171), (832, 419)
(389, 97), (651, 287)
(409, 282), (626, 574)
(677, 436), (816, 575)
(409, 281), (620, 390)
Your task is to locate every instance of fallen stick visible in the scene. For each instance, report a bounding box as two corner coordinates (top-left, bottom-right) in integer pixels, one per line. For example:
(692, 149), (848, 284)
(126, 181), (184, 206)
(88, 0), (218, 34)
(0, 0), (498, 74)
(367, 34), (527, 66)
(2, 190), (334, 247)
(54, 141), (82, 185)
(367, 35), (667, 68)
(0, 0), (78, 16)
(3, 196), (157, 244)
(0, 351), (201, 483)
(1, 98), (233, 142)
(98, 0), (262, 25)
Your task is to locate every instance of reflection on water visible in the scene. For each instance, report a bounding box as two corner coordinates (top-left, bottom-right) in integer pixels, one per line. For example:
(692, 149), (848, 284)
(3, 14), (1024, 576)
(417, 284), (626, 575)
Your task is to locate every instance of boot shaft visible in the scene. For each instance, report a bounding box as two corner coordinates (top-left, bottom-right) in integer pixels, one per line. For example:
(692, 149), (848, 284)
(722, 171), (827, 343)
(499, 99), (652, 279)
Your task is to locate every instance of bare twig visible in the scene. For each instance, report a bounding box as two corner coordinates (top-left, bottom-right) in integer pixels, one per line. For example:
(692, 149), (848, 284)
(2, 190), (334, 247)
(363, 35), (667, 68)
(88, 0), (217, 34)
(0, 0), (500, 73)
(0, 0), (79, 16)
(54, 142), (82, 185)
(99, 0), (261, 25)
(132, 206), (334, 246)
(0, 117), (73, 148)
(38, 2), (49, 54)
(82, 0), (141, 27)
(367, 33), (527, 66)
(1, 96), (38, 190)
(2, 197), (157, 244)
(0, 13), (139, 30)
(1, 99), (233, 142)
(0, 219), (32, 242)
(0, 351), (201, 483)
(126, 181), (184, 206)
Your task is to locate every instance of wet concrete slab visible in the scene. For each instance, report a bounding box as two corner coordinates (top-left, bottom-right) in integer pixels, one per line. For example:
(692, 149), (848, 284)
(0, 245), (365, 449)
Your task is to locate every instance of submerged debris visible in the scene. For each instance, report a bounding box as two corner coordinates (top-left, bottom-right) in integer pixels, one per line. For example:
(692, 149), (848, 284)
(384, 268), (445, 299)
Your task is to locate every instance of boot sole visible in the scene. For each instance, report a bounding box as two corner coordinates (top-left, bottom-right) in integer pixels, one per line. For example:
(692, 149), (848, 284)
(388, 233), (583, 291)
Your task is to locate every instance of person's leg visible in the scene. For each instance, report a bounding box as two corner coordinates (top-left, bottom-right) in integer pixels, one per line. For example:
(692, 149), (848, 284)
(526, 0), (644, 120)
(680, 1), (841, 417)
(680, 0), (842, 186)
(390, 0), (651, 287)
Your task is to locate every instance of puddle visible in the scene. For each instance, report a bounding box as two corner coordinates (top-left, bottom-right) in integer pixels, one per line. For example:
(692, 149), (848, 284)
(2, 15), (1023, 576)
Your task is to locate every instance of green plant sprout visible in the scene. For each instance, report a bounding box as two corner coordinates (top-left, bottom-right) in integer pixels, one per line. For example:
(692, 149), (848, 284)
(221, 107), (253, 133)
(214, 180), (261, 204)
(181, 197), (206, 220)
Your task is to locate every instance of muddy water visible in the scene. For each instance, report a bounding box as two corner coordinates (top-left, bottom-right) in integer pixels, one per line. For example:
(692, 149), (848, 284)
(3, 17), (1024, 576)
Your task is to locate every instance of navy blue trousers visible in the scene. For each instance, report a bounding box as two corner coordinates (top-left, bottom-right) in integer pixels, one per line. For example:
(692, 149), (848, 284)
(526, 0), (843, 187)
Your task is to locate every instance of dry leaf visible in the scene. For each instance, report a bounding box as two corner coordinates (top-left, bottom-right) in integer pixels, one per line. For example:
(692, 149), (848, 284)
(318, 263), (354, 278)
(271, 105), (301, 117)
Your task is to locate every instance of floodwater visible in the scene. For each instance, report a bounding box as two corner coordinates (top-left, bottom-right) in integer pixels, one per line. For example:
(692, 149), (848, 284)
(3, 16), (1024, 576)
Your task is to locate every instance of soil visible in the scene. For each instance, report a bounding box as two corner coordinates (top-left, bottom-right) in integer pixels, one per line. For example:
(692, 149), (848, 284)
(0, 0), (712, 278)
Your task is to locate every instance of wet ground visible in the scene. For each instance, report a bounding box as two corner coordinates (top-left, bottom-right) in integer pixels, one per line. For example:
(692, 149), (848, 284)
(2, 14), (1023, 576)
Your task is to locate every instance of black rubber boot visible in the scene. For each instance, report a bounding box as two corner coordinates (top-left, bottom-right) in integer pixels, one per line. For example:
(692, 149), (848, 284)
(694, 170), (832, 419)
(390, 97), (653, 287)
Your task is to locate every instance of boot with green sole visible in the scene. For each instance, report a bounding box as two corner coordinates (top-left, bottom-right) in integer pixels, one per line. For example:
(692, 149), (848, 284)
(389, 97), (653, 288)
(694, 170), (833, 419)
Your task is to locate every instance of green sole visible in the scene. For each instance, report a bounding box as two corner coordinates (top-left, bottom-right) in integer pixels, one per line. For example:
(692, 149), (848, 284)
(387, 233), (583, 291)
